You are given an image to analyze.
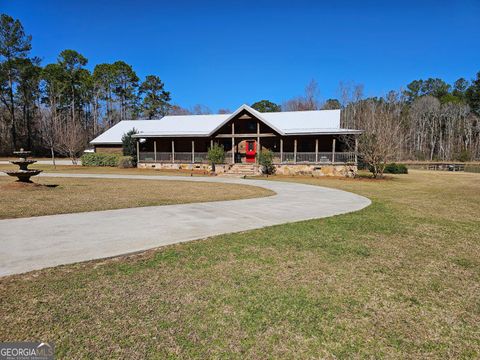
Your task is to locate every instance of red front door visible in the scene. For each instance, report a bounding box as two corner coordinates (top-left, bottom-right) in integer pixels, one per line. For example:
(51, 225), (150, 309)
(245, 140), (256, 163)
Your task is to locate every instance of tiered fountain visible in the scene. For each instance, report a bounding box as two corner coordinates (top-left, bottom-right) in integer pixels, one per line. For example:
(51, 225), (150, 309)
(3, 149), (42, 183)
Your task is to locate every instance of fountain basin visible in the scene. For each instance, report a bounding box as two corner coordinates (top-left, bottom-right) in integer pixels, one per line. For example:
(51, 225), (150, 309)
(10, 160), (37, 166)
(4, 170), (43, 183)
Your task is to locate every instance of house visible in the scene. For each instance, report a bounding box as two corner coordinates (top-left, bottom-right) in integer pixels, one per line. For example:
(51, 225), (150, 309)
(90, 104), (361, 176)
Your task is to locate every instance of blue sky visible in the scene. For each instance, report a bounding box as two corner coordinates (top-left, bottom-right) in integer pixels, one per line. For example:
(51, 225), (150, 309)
(3, 0), (480, 111)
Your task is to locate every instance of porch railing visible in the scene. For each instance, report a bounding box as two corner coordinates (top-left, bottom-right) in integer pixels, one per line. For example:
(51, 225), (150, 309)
(271, 152), (355, 164)
(139, 151), (356, 164)
(139, 152), (210, 164)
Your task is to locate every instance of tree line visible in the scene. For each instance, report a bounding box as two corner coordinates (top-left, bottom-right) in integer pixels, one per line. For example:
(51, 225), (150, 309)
(1, 13), (479, 163)
(254, 77), (480, 163)
(0, 14), (172, 157)
(340, 77), (480, 163)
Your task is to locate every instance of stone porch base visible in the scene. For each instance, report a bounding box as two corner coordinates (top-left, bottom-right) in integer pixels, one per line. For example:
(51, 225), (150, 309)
(138, 162), (357, 177)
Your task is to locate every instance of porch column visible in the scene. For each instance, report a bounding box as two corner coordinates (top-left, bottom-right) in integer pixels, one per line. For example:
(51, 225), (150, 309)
(332, 138), (336, 163)
(171, 140), (175, 163)
(257, 121), (260, 164)
(210, 139), (213, 149)
(154, 140), (157, 163)
(315, 138), (319, 163)
(354, 136), (358, 164)
(232, 123), (235, 164)
(280, 138), (283, 163)
(136, 140), (140, 165)
(294, 139), (297, 164)
(192, 140), (195, 163)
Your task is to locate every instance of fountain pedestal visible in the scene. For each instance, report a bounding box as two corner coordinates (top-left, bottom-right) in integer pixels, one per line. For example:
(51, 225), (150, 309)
(3, 149), (42, 183)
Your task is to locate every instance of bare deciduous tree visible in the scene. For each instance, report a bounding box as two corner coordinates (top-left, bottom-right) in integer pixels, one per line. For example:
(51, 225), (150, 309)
(38, 107), (59, 167)
(191, 104), (211, 115)
(345, 99), (403, 178)
(283, 79), (321, 111)
(54, 119), (87, 164)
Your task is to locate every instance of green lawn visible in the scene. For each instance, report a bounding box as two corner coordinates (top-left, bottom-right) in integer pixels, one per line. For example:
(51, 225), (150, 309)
(0, 171), (479, 358)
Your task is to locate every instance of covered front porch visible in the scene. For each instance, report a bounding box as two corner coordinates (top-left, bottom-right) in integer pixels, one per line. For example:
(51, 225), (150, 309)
(137, 135), (357, 165)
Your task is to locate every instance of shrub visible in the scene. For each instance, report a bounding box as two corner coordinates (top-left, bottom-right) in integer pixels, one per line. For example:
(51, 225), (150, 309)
(207, 144), (225, 171)
(118, 156), (134, 168)
(257, 149), (276, 175)
(122, 128), (138, 165)
(456, 149), (471, 162)
(383, 163), (408, 174)
(81, 153), (121, 167)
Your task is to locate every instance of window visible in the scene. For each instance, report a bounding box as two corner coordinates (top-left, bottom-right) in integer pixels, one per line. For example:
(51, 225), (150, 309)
(246, 121), (256, 132)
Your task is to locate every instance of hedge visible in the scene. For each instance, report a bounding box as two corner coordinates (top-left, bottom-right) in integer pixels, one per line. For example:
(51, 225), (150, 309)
(81, 153), (121, 167)
(384, 163), (408, 174)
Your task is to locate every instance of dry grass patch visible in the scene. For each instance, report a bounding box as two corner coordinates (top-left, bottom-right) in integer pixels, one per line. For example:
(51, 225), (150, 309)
(0, 170), (479, 358)
(0, 163), (210, 176)
(0, 176), (274, 219)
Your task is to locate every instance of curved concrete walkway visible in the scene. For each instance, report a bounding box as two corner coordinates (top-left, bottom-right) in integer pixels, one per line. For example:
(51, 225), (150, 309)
(0, 173), (371, 276)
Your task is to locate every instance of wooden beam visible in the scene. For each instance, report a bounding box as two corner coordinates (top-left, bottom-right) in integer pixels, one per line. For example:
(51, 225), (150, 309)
(154, 140), (157, 163)
(332, 138), (336, 163)
(215, 133), (276, 138)
(192, 140), (195, 164)
(354, 136), (358, 164)
(280, 138), (283, 163)
(294, 139), (297, 164)
(232, 123), (235, 164)
(136, 140), (140, 165)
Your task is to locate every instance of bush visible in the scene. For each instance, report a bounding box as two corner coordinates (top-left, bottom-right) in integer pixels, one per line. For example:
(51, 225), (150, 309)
(383, 163), (408, 174)
(81, 153), (121, 167)
(456, 149), (471, 162)
(257, 149), (276, 175)
(122, 128), (138, 166)
(207, 144), (225, 171)
(118, 156), (134, 168)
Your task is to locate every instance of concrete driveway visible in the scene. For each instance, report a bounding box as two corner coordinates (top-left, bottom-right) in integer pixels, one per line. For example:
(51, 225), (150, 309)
(0, 173), (371, 276)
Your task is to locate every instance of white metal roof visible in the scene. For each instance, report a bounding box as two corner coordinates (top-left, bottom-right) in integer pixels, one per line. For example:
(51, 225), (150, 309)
(90, 105), (360, 145)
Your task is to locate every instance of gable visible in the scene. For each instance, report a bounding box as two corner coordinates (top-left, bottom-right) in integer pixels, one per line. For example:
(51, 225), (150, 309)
(210, 107), (283, 136)
(210, 104), (285, 136)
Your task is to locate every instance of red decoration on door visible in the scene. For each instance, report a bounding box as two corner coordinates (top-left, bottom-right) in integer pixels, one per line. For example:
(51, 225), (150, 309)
(245, 140), (256, 163)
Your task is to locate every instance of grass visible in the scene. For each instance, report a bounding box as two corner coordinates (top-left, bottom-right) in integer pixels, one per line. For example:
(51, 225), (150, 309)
(0, 176), (273, 219)
(1, 170), (479, 358)
(0, 163), (210, 176)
